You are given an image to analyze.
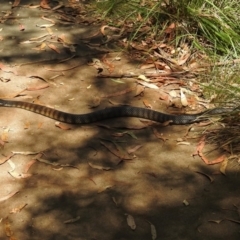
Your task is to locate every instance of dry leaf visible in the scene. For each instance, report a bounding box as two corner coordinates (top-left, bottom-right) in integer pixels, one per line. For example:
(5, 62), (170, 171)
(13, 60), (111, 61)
(26, 83), (49, 91)
(137, 80), (159, 89)
(220, 158), (228, 175)
(135, 84), (145, 96)
(4, 218), (12, 237)
(140, 63), (155, 70)
(0, 191), (19, 202)
(48, 44), (60, 53)
(89, 97), (101, 108)
(195, 171), (214, 183)
(150, 223), (157, 240)
(138, 74), (150, 82)
(12, 151), (40, 155)
(178, 53), (190, 66)
(64, 216), (81, 224)
(180, 88), (188, 106)
(41, 16), (55, 24)
(127, 145), (142, 154)
(177, 141), (190, 145)
(10, 203), (27, 214)
(1, 128), (10, 144)
(164, 22), (176, 34)
(36, 24), (54, 28)
(226, 218), (240, 224)
(12, 0), (21, 7)
(19, 23), (25, 31)
(55, 122), (72, 130)
(40, 0), (51, 9)
(208, 219), (224, 224)
(126, 214), (136, 230)
(24, 159), (37, 173)
(169, 90), (177, 98)
(34, 156), (78, 169)
(193, 136), (226, 165)
(100, 141), (134, 160)
(143, 100), (152, 108)
(0, 153), (14, 165)
(183, 199), (190, 206)
(88, 162), (113, 171)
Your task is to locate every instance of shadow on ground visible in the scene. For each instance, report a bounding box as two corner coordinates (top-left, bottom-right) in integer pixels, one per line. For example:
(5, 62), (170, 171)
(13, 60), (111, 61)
(0, 1), (239, 240)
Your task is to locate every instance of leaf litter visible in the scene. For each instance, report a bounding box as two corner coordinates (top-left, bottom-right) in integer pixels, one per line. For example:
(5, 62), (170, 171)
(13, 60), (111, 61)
(0, 2), (238, 239)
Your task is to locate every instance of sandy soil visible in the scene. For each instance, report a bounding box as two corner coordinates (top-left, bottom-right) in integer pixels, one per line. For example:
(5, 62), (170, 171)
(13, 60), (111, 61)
(0, 1), (240, 239)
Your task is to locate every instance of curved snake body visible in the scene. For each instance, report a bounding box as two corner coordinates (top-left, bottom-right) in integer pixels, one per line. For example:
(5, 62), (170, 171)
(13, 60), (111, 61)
(0, 99), (231, 125)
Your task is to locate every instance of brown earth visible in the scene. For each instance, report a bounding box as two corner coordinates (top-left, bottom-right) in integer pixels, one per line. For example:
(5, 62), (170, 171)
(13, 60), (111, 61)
(0, 1), (240, 240)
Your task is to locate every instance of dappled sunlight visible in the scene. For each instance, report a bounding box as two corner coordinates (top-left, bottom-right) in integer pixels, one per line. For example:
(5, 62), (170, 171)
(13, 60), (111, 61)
(0, 1), (239, 239)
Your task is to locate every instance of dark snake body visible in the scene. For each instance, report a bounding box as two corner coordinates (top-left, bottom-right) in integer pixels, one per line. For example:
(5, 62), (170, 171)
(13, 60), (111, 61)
(0, 99), (231, 125)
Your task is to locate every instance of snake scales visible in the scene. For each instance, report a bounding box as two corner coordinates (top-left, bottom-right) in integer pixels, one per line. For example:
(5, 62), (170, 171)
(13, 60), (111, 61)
(0, 99), (231, 125)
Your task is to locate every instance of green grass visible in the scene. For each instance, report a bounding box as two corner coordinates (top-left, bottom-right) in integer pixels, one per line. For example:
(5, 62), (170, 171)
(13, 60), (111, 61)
(95, 0), (240, 57)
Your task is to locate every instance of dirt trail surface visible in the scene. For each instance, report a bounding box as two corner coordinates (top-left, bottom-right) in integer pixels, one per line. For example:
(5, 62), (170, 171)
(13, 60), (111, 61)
(0, 1), (240, 240)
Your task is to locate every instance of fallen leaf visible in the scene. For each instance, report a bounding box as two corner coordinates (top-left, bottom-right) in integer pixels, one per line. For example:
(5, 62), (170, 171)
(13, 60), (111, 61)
(41, 15), (55, 24)
(23, 159), (36, 174)
(150, 222), (157, 240)
(180, 88), (188, 106)
(48, 44), (60, 53)
(226, 218), (240, 224)
(126, 214), (136, 230)
(1, 127), (10, 144)
(26, 83), (49, 91)
(143, 100), (152, 108)
(55, 122), (72, 130)
(100, 141), (134, 160)
(4, 218), (12, 237)
(88, 162), (113, 171)
(135, 84), (145, 96)
(12, 0), (21, 7)
(208, 219), (224, 224)
(177, 141), (190, 145)
(64, 216), (81, 224)
(36, 24), (54, 28)
(127, 145), (142, 154)
(183, 199), (190, 206)
(40, 0), (51, 9)
(140, 63), (155, 70)
(152, 128), (169, 140)
(164, 22), (176, 34)
(19, 23), (25, 31)
(193, 136), (226, 165)
(0, 153), (14, 165)
(138, 74), (150, 82)
(169, 90), (177, 97)
(0, 62), (17, 74)
(12, 151), (40, 155)
(137, 80), (159, 89)
(178, 52), (190, 66)
(89, 97), (101, 108)
(7, 159), (16, 172)
(195, 171), (214, 183)
(220, 158), (228, 175)
(0, 191), (19, 202)
(10, 203), (27, 214)
(97, 185), (113, 193)
(102, 57), (115, 73)
(35, 156), (78, 169)
(111, 79), (125, 84)
(125, 131), (138, 139)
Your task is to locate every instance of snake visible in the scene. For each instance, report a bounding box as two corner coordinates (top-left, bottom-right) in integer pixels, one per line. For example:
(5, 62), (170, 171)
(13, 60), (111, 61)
(0, 99), (232, 125)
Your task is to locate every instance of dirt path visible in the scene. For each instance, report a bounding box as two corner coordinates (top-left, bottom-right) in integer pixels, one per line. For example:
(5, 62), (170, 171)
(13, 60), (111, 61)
(0, 1), (240, 240)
